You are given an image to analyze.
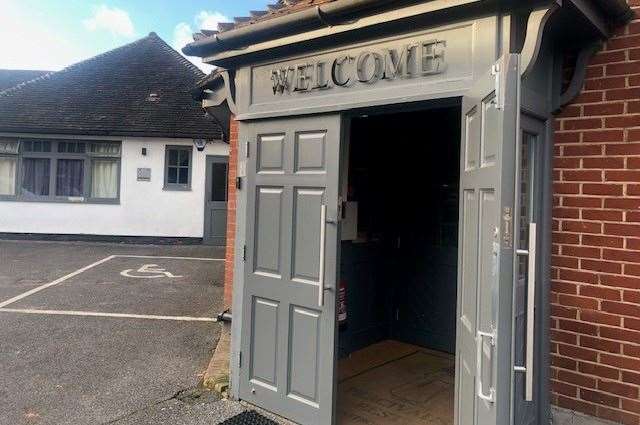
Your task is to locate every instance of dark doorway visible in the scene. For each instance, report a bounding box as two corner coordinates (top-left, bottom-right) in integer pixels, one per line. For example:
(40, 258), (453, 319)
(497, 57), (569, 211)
(337, 104), (461, 424)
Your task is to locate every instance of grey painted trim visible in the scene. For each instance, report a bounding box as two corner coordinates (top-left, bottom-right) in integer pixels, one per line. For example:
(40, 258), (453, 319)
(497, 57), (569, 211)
(0, 138), (122, 204)
(163, 145), (194, 191)
(539, 110), (554, 425)
(520, 6), (560, 78)
(204, 0), (484, 65)
(0, 233), (204, 245)
(185, 0), (482, 58)
(230, 124), (249, 401)
(0, 127), (221, 140)
(0, 132), (223, 144)
(570, 0), (610, 37)
(221, 71), (238, 115)
(556, 41), (602, 111)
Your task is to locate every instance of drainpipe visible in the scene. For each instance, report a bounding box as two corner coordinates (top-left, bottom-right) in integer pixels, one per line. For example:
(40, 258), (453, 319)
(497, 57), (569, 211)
(182, 0), (407, 57)
(216, 309), (232, 323)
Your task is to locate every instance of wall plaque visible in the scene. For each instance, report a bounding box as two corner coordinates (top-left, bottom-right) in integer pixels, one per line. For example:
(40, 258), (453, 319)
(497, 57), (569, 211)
(137, 168), (151, 182)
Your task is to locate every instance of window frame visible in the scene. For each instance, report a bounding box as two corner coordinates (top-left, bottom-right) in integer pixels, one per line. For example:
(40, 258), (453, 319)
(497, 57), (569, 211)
(0, 138), (122, 204)
(164, 145), (193, 191)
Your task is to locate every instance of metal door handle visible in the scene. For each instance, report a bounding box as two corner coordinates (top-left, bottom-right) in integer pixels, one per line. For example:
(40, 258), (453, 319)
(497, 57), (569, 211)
(318, 205), (326, 307)
(514, 223), (536, 402)
(477, 329), (496, 403)
(525, 223), (537, 401)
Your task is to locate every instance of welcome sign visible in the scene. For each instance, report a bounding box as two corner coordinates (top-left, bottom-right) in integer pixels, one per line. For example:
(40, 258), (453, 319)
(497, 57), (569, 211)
(270, 40), (447, 95)
(244, 21), (490, 117)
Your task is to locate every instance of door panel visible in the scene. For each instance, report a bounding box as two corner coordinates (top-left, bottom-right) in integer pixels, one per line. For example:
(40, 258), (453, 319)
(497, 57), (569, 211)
(455, 54), (520, 425)
(241, 115), (341, 425)
(204, 156), (228, 245)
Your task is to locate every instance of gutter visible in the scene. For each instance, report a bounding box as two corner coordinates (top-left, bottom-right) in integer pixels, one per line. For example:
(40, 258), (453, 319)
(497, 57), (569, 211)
(183, 0), (416, 57)
(183, 0), (633, 58)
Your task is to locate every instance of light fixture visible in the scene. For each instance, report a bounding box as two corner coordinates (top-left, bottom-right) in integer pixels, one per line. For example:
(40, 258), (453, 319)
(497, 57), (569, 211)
(193, 139), (208, 152)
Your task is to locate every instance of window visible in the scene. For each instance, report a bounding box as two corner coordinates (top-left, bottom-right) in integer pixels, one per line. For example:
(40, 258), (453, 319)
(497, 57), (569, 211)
(0, 138), (121, 203)
(164, 146), (192, 190)
(0, 140), (19, 196)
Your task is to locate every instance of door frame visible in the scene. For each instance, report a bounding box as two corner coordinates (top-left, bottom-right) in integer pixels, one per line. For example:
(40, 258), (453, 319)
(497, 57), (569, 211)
(203, 154), (229, 246)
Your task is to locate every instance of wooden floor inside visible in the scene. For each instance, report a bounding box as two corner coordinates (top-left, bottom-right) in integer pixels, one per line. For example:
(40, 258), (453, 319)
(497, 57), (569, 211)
(337, 340), (455, 425)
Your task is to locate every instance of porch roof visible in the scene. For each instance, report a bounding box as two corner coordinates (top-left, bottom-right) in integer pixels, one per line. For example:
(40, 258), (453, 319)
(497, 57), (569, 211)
(183, 0), (633, 59)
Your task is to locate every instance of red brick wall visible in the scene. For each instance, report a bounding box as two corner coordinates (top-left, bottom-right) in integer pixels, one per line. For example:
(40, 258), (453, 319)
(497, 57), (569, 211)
(223, 117), (238, 309)
(552, 4), (640, 424)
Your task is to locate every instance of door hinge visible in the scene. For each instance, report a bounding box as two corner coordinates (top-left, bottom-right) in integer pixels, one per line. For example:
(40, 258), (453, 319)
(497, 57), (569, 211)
(245, 141), (250, 158)
(242, 245), (247, 262)
(236, 177), (242, 190)
(239, 351), (242, 368)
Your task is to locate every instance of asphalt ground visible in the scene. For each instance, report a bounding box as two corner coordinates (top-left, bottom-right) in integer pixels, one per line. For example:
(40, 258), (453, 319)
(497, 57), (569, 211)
(0, 240), (229, 425)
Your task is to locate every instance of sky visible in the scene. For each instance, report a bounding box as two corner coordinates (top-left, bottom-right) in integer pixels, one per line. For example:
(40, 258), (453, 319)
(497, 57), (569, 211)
(0, 0), (270, 73)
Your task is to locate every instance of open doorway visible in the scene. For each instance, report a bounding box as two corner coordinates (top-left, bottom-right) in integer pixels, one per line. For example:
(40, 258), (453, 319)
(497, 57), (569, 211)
(337, 104), (461, 425)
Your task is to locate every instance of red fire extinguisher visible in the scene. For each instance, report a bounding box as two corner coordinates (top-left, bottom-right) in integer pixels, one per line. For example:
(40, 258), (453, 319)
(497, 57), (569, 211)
(338, 279), (347, 330)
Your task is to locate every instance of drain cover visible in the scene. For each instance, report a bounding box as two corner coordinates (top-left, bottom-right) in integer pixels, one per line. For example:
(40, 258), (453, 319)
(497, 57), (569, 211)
(219, 411), (279, 425)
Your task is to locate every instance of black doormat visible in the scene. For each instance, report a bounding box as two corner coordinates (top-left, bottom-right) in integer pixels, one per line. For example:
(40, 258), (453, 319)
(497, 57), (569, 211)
(219, 411), (279, 425)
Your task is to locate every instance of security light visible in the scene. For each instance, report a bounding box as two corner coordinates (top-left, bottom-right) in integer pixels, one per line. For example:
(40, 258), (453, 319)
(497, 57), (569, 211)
(193, 139), (208, 152)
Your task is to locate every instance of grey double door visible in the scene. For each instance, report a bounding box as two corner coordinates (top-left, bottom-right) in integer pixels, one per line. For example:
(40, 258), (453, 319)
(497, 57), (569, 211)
(240, 115), (341, 425)
(456, 54), (524, 425)
(240, 54), (527, 425)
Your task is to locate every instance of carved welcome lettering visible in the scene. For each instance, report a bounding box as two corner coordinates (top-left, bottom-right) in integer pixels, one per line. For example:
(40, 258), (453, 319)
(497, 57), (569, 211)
(270, 39), (446, 95)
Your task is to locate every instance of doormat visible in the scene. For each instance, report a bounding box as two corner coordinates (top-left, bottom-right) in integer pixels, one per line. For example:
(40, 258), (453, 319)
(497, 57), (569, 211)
(219, 411), (279, 425)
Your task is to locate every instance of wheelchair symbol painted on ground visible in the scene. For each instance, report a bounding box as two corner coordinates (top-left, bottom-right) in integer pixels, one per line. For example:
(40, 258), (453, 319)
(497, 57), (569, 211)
(120, 264), (183, 279)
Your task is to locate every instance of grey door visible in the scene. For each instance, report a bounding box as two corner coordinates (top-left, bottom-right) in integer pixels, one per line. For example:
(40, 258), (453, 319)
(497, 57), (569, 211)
(455, 54), (520, 425)
(240, 115), (341, 425)
(204, 155), (228, 245)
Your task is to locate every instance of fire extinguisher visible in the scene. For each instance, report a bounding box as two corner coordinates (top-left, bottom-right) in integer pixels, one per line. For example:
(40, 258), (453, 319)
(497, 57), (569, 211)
(338, 279), (348, 330)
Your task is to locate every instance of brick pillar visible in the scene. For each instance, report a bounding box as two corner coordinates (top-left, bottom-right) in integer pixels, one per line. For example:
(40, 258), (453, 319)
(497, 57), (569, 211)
(551, 3), (640, 423)
(224, 117), (238, 309)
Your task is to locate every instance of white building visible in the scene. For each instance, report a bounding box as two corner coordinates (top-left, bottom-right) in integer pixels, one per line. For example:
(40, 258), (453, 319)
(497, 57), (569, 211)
(0, 33), (230, 245)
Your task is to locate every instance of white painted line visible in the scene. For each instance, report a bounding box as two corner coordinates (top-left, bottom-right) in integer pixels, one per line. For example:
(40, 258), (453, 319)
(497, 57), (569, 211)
(113, 255), (224, 261)
(0, 308), (217, 322)
(0, 255), (116, 309)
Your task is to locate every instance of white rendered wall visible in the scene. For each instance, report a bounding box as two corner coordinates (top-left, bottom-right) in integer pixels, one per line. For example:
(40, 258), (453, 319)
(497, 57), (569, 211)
(0, 136), (229, 238)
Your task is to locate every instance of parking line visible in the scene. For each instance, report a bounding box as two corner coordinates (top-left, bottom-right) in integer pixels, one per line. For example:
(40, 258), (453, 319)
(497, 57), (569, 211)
(0, 308), (217, 322)
(114, 255), (224, 261)
(0, 255), (116, 309)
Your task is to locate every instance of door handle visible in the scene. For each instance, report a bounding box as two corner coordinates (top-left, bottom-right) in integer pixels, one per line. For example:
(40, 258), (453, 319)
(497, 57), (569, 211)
(514, 223), (536, 402)
(477, 329), (496, 403)
(525, 223), (536, 401)
(318, 204), (327, 307)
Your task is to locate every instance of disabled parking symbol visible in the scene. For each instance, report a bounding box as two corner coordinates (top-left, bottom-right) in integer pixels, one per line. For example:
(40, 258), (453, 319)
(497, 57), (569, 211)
(120, 264), (183, 279)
